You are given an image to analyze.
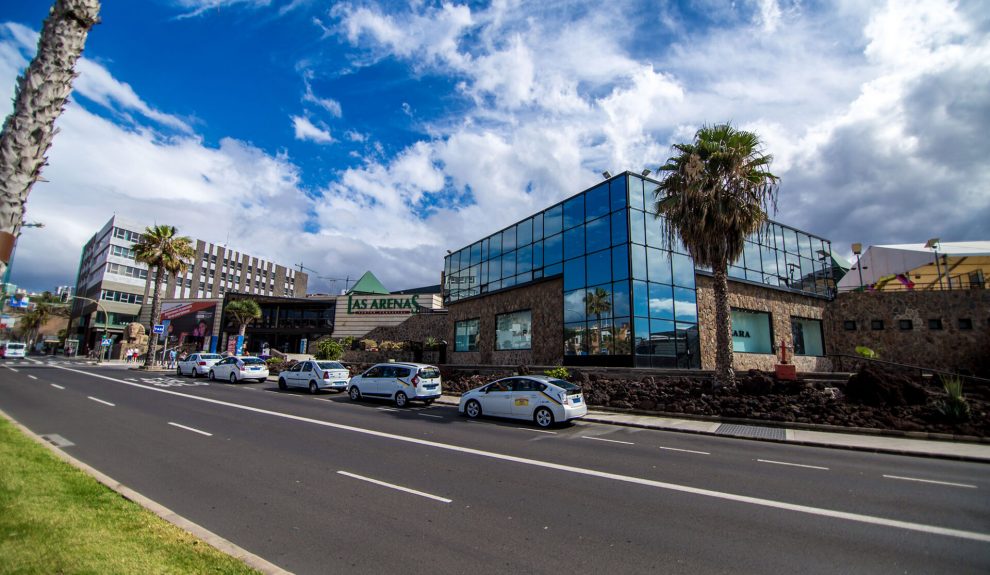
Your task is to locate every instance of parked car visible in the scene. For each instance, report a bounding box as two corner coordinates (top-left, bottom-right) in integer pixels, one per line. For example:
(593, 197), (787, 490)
(209, 356), (270, 383)
(347, 362), (441, 407)
(278, 360), (350, 394)
(458, 375), (587, 428)
(0, 341), (27, 359)
(176, 353), (223, 378)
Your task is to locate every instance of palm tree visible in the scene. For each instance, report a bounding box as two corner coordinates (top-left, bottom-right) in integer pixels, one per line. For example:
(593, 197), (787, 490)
(584, 287), (612, 355)
(15, 292), (68, 348)
(0, 0), (101, 281)
(654, 123), (779, 389)
(133, 225), (194, 368)
(224, 299), (261, 351)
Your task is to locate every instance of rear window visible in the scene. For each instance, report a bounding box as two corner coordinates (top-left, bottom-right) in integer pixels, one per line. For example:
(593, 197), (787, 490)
(550, 379), (580, 391)
(200, 354), (221, 360)
(418, 367), (440, 379)
(6, 343), (25, 350)
(317, 362), (345, 370)
(241, 357), (266, 365)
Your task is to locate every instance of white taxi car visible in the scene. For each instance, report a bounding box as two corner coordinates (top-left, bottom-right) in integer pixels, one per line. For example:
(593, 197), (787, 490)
(209, 356), (270, 383)
(458, 375), (587, 428)
(176, 353), (223, 378)
(347, 362), (442, 407)
(278, 360), (350, 394)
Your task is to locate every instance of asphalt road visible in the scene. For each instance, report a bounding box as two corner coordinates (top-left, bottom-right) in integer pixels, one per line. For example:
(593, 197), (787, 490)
(2, 358), (988, 574)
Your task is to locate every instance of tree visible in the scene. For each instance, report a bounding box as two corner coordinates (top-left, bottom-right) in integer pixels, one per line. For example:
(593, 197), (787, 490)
(584, 287), (612, 354)
(0, 1), (101, 281)
(133, 225), (194, 368)
(654, 123), (779, 389)
(15, 292), (68, 346)
(225, 299), (261, 338)
(315, 338), (344, 361)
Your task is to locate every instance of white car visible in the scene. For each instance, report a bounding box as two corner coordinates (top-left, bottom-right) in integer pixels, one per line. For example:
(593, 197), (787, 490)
(347, 362), (442, 408)
(458, 375), (588, 428)
(1, 342), (27, 359)
(209, 356), (270, 383)
(176, 353), (223, 378)
(278, 360), (350, 394)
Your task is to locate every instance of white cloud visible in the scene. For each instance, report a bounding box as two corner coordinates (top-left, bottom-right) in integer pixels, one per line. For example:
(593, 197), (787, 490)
(173, 0), (272, 19)
(291, 115), (334, 143)
(302, 71), (342, 117)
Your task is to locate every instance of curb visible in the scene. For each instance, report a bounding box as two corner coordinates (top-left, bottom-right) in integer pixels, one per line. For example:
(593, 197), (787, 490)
(0, 408), (292, 575)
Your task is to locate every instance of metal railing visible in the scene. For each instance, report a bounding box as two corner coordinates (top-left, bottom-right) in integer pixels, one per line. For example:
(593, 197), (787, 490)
(829, 353), (990, 385)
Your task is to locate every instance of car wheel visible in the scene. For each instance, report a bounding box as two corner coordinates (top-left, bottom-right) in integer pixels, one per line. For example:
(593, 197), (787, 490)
(348, 386), (361, 401)
(394, 391), (408, 408)
(278, 378), (287, 390)
(423, 399), (434, 406)
(534, 407), (555, 428)
(208, 370), (215, 381)
(229, 372), (238, 384)
(190, 368), (197, 378)
(465, 399), (482, 419)
(309, 381), (319, 395)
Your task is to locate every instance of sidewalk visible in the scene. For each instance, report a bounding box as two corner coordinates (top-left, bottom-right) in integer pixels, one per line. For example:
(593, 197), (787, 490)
(435, 395), (990, 463)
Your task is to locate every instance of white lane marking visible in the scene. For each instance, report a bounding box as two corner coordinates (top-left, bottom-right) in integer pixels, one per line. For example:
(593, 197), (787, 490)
(87, 396), (115, 407)
(516, 427), (556, 434)
(168, 422), (213, 437)
(46, 364), (990, 544)
(660, 446), (710, 455)
(758, 459), (829, 471)
(126, 378), (138, 382)
(337, 471), (451, 503)
(378, 407), (399, 412)
(583, 436), (635, 445)
(51, 383), (65, 390)
(7, 367), (19, 372)
(242, 387), (258, 391)
(419, 413), (443, 419)
(28, 375), (37, 380)
(883, 475), (977, 489)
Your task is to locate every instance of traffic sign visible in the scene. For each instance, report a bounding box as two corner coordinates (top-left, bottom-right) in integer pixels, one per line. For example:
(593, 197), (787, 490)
(152, 324), (165, 334)
(101, 338), (112, 347)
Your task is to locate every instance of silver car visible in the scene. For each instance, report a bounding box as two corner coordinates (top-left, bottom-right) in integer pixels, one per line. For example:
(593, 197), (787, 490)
(278, 360), (350, 394)
(176, 353), (223, 377)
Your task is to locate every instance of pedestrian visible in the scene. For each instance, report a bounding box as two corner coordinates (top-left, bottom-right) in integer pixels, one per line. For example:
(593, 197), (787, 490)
(168, 349), (177, 368)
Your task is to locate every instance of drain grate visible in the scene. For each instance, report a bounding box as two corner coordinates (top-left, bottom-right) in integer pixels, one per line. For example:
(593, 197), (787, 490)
(40, 434), (75, 448)
(715, 424), (785, 440)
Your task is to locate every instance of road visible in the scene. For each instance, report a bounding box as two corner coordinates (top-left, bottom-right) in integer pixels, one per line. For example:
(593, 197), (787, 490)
(1, 358), (988, 574)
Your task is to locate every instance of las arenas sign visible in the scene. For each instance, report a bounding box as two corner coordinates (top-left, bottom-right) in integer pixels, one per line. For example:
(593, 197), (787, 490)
(346, 294), (425, 315)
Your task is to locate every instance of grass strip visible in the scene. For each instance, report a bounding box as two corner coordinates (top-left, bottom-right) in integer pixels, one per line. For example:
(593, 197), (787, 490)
(0, 416), (261, 575)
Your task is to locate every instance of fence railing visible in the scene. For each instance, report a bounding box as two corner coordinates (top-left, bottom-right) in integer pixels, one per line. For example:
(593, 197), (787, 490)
(829, 353), (990, 385)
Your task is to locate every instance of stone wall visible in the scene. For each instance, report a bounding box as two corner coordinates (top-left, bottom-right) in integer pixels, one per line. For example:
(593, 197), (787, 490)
(447, 278), (564, 366)
(357, 312), (448, 347)
(695, 275), (832, 372)
(825, 290), (990, 376)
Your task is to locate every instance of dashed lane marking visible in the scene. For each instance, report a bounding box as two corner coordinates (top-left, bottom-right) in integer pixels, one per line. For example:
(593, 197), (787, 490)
(51, 383), (65, 390)
(516, 427), (556, 434)
(419, 413), (443, 419)
(883, 475), (977, 489)
(337, 471), (451, 503)
(757, 459), (829, 471)
(659, 446), (710, 455)
(28, 375), (37, 380)
(87, 396), (115, 407)
(582, 436), (634, 445)
(168, 422), (213, 437)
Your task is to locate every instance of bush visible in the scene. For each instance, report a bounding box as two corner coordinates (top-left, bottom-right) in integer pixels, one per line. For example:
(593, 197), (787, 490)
(316, 339), (344, 361)
(855, 346), (878, 359)
(544, 366), (571, 380)
(938, 374), (970, 422)
(359, 339), (378, 351)
(266, 357), (286, 372)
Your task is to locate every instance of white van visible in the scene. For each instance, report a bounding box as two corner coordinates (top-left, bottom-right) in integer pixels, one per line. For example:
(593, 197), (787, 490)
(348, 362), (442, 407)
(1, 342), (27, 359)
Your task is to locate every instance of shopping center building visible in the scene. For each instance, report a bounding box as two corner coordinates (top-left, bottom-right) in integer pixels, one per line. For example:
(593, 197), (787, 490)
(443, 171), (836, 371)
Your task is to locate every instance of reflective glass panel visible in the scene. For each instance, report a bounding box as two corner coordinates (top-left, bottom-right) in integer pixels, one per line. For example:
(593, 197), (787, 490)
(611, 244), (629, 281)
(611, 210), (628, 246)
(454, 319), (479, 352)
(563, 195), (584, 230)
(586, 216), (610, 253)
(612, 316), (632, 354)
(631, 243), (647, 280)
(503, 225), (517, 252)
(611, 176), (628, 212)
(502, 251), (516, 277)
(563, 256), (585, 290)
(496, 310), (532, 350)
(648, 282), (674, 320)
(564, 289), (587, 322)
(470, 242), (481, 266)
(532, 240), (543, 269)
(489, 256), (501, 281)
(564, 322), (587, 356)
(629, 209), (645, 245)
(544, 205), (562, 236)
(533, 213), (543, 241)
(517, 244), (532, 273)
(586, 183), (609, 221)
(673, 287), (697, 322)
(647, 319), (677, 356)
(489, 233), (502, 259)
(792, 317), (824, 356)
(544, 233), (563, 265)
(647, 247), (673, 284)
(632, 279), (649, 317)
(672, 252), (695, 289)
(612, 280), (630, 316)
(545, 263), (563, 277)
(517, 218), (533, 247)
(633, 316), (650, 353)
(628, 175), (645, 211)
(564, 225), (585, 260)
(645, 215), (664, 248)
(587, 248), (611, 286)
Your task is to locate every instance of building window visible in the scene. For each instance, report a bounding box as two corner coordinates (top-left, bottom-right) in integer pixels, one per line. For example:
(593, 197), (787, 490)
(928, 318), (943, 330)
(791, 317), (824, 356)
(730, 308), (773, 354)
(958, 318), (973, 330)
(871, 319), (884, 330)
(454, 319), (480, 352)
(898, 319), (913, 331)
(842, 320), (857, 331)
(496, 310), (532, 351)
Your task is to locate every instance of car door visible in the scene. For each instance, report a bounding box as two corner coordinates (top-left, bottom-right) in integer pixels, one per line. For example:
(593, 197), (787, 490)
(179, 354), (194, 375)
(285, 362), (304, 387)
(481, 379), (514, 416)
(299, 362), (317, 386)
(510, 378), (543, 419)
(211, 358), (229, 378)
(356, 365), (383, 396)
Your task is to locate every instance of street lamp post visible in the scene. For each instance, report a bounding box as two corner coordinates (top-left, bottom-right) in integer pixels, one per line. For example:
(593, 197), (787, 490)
(924, 238), (944, 290)
(68, 295), (110, 364)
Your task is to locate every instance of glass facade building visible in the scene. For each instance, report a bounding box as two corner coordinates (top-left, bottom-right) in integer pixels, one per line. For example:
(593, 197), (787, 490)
(444, 172), (833, 368)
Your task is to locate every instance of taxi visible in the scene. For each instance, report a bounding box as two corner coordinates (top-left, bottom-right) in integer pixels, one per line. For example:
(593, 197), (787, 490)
(458, 375), (587, 428)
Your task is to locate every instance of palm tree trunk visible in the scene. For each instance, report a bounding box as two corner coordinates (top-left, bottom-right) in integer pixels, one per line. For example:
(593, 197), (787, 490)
(0, 0), (101, 280)
(712, 263), (735, 389)
(143, 266), (163, 368)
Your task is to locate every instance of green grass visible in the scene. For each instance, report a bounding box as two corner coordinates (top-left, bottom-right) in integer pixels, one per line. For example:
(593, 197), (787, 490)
(0, 417), (261, 575)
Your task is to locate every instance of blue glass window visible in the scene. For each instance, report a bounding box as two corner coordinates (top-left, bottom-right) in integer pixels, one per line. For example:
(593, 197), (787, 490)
(489, 256), (501, 281)
(532, 240), (543, 269)
(629, 209), (645, 245)
(586, 183), (609, 221)
(502, 251), (516, 277)
(672, 252), (695, 289)
(489, 233), (502, 259)
(587, 249), (611, 286)
(544, 233), (562, 265)
(611, 210), (627, 246)
(517, 244), (532, 273)
(533, 213), (543, 241)
(649, 282), (674, 320)
(564, 256), (586, 290)
(517, 218), (533, 247)
(564, 289), (587, 322)
(633, 280), (649, 317)
(611, 244), (629, 281)
(586, 216), (610, 253)
(628, 175), (645, 211)
(649, 319), (677, 355)
(645, 214), (664, 248)
(631, 243), (647, 280)
(545, 262), (563, 277)
(544, 205), (562, 236)
(611, 176), (628, 212)
(634, 316), (650, 350)
(647, 247), (673, 284)
(564, 225), (585, 260)
(612, 281), (630, 316)
(469, 242), (481, 266)
(563, 195), (584, 230)
(503, 225), (517, 252)
(673, 287), (697, 322)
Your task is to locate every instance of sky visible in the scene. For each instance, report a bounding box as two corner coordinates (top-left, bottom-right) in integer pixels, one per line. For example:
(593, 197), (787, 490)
(0, 0), (987, 295)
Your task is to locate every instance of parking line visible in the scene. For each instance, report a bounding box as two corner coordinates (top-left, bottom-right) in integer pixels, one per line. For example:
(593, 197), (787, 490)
(515, 427), (556, 434)
(583, 436), (634, 445)
(51, 383), (65, 390)
(7, 367), (18, 372)
(88, 396), (115, 407)
(337, 471), (451, 503)
(883, 475), (977, 489)
(168, 422), (213, 437)
(419, 413), (443, 419)
(378, 407), (400, 412)
(659, 446), (710, 455)
(757, 459), (829, 471)
(28, 375), (37, 380)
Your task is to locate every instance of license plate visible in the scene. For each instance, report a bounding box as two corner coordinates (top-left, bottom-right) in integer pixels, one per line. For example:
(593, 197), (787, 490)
(572, 396), (582, 403)
(249, 367), (260, 370)
(425, 384), (438, 389)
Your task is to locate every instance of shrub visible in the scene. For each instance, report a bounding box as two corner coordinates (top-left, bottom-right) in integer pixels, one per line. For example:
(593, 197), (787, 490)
(544, 366), (571, 380)
(359, 339), (378, 351)
(266, 357), (286, 372)
(316, 338), (344, 361)
(937, 374), (970, 422)
(855, 346), (878, 359)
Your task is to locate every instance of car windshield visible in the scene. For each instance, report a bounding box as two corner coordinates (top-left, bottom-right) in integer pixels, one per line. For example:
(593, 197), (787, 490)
(199, 354), (221, 360)
(241, 357), (266, 365)
(6, 343), (25, 349)
(317, 361), (345, 370)
(550, 379), (581, 391)
(418, 367), (440, 379)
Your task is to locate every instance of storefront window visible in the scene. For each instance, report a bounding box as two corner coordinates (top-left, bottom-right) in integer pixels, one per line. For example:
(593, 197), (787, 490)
(730, 309), (773, 353)
(496, 310), (532, 350)
(791, 317), (824, 356)
(455, 319), (480, 352)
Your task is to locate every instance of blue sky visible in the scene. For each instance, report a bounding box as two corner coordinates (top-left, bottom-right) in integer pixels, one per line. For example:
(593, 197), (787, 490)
(1, 0), (988, 294)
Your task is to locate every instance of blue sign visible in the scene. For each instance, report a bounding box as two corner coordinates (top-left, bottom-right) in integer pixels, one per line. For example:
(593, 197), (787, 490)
(152, 324), (165, 334)
(101, 338), (112, 347)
